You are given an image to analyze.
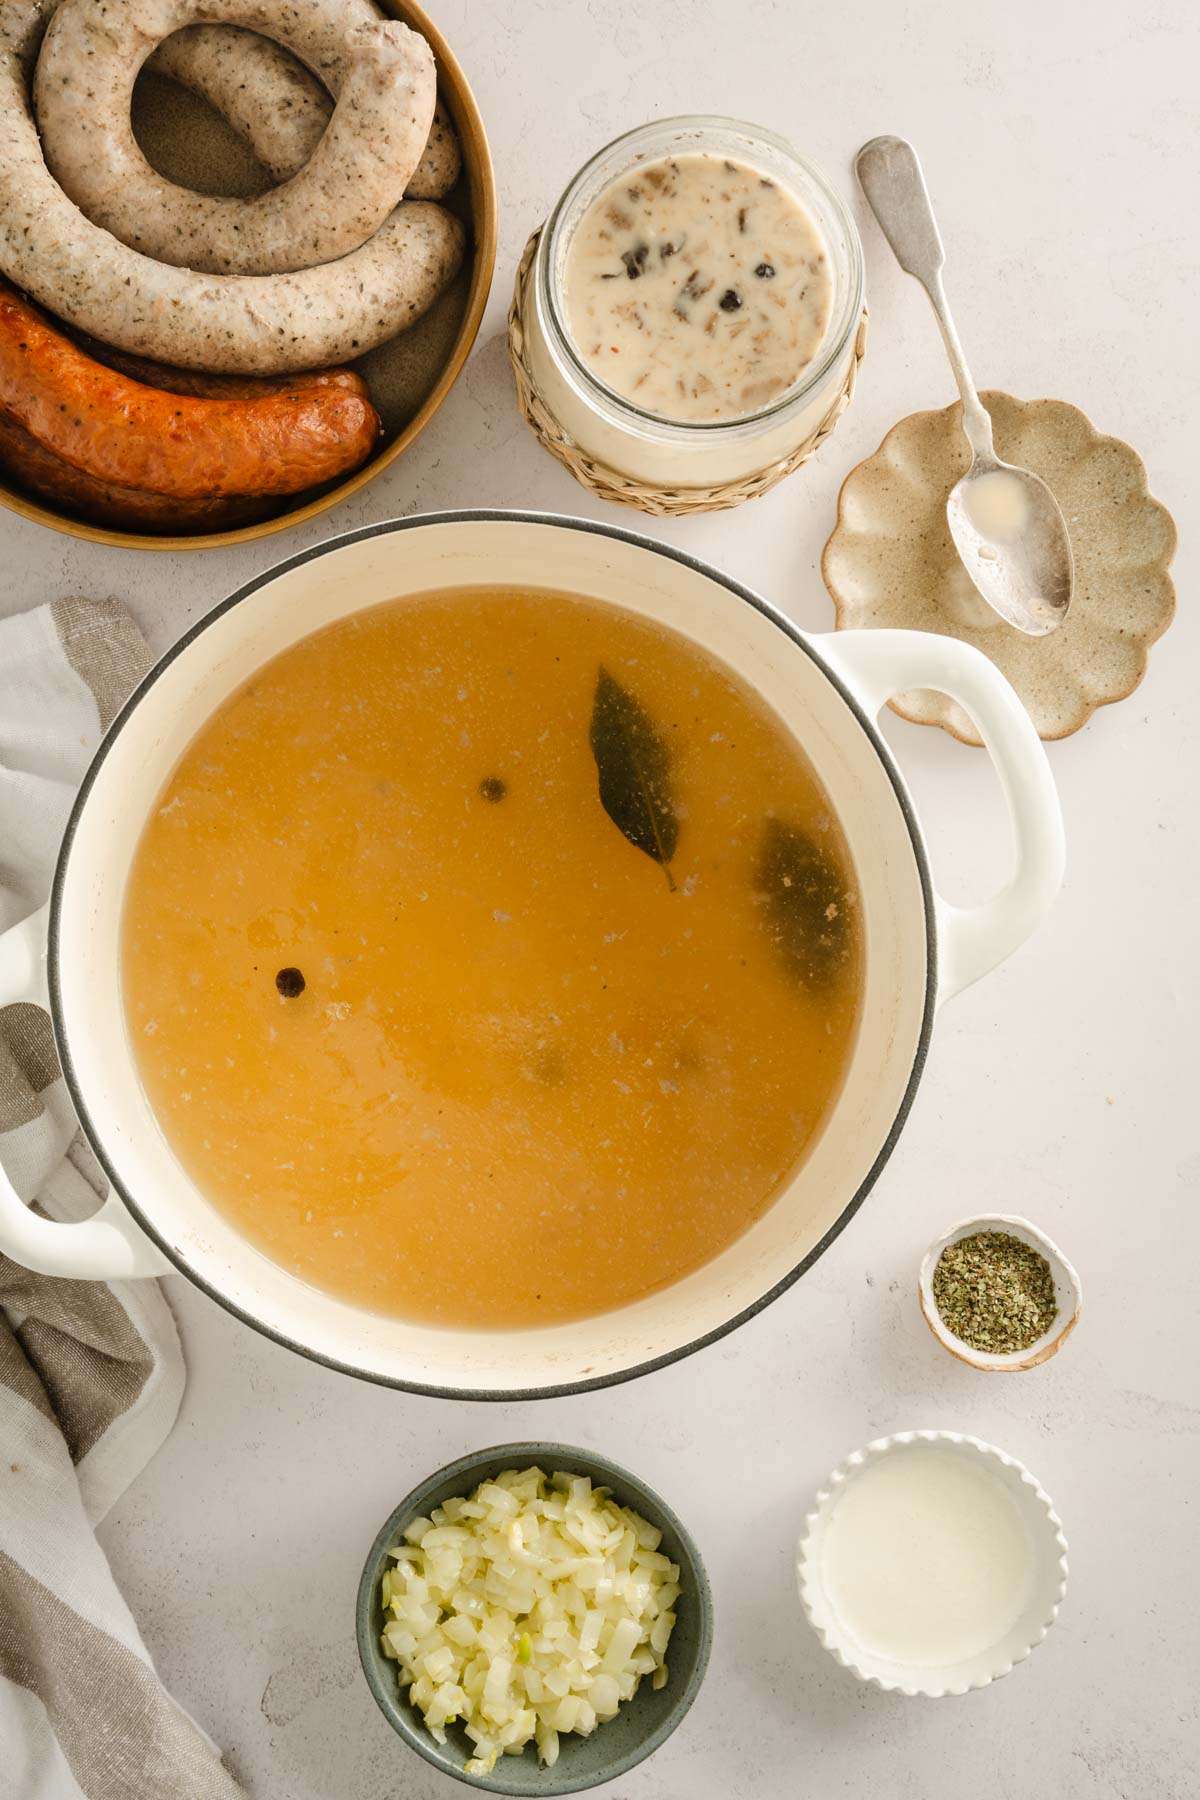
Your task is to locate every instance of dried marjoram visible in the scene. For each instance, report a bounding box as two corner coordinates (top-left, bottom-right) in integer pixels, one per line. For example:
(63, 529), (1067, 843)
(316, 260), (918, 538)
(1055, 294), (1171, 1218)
(932, 1230), (1058, 1354)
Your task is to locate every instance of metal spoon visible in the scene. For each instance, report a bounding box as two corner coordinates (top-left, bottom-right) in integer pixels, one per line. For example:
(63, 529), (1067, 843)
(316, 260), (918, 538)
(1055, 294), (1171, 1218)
(855, 135), (1073, 637)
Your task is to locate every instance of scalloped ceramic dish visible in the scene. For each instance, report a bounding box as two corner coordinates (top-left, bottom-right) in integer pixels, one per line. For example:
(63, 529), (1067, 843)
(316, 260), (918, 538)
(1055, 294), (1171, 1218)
(796, 1430), (1068, 1696)
(822, 392), (1176, 742)
(919, 1213), (1082, 1372)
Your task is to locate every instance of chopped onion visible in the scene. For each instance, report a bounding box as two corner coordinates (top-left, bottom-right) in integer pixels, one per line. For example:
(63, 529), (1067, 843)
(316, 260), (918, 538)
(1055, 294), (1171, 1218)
(381, 1467), (679, 1777)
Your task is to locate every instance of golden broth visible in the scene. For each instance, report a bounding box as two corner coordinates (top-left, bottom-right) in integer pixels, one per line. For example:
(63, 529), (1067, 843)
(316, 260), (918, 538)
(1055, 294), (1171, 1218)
(121, 589), (861, 1327)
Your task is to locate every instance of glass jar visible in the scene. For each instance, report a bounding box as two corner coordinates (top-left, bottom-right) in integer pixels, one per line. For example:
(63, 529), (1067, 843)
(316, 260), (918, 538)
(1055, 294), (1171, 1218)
(516, 116), (866, 498)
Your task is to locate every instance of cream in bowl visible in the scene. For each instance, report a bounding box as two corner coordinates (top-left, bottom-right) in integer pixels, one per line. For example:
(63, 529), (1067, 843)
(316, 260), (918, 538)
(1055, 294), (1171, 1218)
(515, 117), (865, 496)
(797, 1431), (1068, 1697)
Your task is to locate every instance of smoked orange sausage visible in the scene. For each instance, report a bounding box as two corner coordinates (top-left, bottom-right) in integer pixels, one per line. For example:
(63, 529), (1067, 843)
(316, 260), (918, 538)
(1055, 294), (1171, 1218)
(0, 283), (381, 502)
(0, 410), (278, 532)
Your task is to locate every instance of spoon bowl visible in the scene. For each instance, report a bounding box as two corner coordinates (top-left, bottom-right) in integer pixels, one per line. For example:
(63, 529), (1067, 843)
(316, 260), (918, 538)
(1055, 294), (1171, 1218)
(856, 135), (1074, 637)
(947, 459), (1074, 637)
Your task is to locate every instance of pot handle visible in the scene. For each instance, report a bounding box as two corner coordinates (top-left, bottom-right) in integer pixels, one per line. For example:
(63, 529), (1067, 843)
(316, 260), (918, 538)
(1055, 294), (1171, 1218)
(817, 629), (1064, 1006)
(0, 903), (170, 1281)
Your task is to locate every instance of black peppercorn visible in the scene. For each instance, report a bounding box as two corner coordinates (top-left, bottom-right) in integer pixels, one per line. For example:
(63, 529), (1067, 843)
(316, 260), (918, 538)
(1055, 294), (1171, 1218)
(719, 289), (742, 311)
(275, 967), (306, 998)
(754, 261), (776, 279)
(479, 776), (507, 803)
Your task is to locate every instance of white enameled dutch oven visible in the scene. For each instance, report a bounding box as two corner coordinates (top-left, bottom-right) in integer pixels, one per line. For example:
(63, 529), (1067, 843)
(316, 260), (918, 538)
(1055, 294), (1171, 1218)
(0, 514), (1064, 1398)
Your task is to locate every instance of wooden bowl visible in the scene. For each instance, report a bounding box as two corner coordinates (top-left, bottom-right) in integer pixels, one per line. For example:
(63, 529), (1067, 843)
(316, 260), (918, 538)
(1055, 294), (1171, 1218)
(0, 0), (496, 553)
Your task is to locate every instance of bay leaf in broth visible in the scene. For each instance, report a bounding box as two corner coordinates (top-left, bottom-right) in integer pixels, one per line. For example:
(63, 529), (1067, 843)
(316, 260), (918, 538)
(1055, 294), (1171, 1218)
(589, 667), (679, 889)
(755, 817), (850, 991)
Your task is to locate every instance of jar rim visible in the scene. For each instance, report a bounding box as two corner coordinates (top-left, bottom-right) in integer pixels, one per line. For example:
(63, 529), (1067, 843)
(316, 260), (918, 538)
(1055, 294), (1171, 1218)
(538, 115), (865, 440)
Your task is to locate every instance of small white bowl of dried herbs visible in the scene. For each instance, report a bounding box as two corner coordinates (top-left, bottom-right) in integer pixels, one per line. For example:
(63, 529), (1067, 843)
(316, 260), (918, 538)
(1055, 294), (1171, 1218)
(919, 1214), (1081, 1371)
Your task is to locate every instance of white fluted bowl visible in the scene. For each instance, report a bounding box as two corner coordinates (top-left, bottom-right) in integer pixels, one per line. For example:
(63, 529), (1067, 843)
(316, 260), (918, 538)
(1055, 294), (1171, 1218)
(796, 1430), (1068, 1697)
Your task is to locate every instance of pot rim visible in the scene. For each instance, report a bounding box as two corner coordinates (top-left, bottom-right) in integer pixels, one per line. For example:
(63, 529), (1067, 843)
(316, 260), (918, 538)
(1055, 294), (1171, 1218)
(47, 509), (937, 1399)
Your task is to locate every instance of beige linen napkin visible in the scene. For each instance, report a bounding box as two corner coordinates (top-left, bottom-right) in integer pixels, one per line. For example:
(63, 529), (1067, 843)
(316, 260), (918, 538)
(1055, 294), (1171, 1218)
(0, 598), (244, 1799)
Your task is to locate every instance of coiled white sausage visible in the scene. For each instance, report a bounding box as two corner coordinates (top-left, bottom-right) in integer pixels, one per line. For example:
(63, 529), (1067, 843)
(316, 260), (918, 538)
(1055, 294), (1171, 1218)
(35, 0), (436, 275)
(148, 22), (462, 200)
(0, 0), (465, 372)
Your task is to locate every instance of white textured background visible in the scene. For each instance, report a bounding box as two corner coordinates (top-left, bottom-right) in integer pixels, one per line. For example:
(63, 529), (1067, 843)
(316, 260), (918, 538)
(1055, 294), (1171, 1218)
(3, 0), (1197, 1793)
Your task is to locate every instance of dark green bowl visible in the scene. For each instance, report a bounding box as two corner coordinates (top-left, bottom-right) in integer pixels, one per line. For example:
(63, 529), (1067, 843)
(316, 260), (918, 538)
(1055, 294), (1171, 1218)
(356, 1442), (713, 1795)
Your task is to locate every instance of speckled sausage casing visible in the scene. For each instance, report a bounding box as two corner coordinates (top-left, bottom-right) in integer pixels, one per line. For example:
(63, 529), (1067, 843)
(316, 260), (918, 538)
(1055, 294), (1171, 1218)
(149, 21), (462, 199)
(0, 0), (465, 373)
(35, 0), (436, 275)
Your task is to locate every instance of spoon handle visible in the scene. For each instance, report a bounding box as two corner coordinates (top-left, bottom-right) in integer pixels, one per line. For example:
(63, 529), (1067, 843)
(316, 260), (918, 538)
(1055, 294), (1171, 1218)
(855, 135), (996, 462)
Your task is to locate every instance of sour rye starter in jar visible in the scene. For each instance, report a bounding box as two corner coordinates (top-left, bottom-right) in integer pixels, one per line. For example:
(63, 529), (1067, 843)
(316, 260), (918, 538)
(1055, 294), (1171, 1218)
(518, 120), (864, 491)
(564, 154), (833, 424)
